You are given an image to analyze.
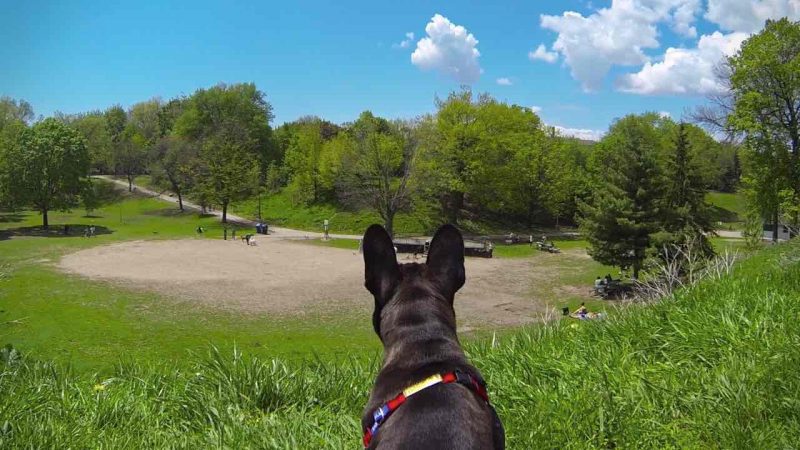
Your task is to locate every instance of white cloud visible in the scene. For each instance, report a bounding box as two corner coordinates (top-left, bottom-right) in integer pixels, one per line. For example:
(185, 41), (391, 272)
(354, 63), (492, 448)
(394, 32), (415, 49)
(553, 125), (604, 141)
(539, 0), (701, 91)
(659, 111), (672, 118)
(617, 31), (748, 95)
(530, 105), (543, 113)
(496, 77), (513, 86)
(411, 14), (482, 84)
(528, 44), (558, 63)
(705, 0), (800, 33)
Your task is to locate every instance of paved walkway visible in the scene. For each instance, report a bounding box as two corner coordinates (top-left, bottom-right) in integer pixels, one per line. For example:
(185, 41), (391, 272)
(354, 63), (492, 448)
(94, 176), (362, 240)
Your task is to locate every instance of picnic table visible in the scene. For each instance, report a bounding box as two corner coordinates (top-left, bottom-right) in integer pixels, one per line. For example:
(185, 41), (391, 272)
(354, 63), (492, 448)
(536, 241), (560, 253)
(593, 280), (633, 299)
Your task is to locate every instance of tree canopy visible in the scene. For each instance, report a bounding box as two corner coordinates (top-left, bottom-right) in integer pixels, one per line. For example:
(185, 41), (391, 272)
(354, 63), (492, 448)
(6, 118), (90, 228)
(728, 18), (800, 236)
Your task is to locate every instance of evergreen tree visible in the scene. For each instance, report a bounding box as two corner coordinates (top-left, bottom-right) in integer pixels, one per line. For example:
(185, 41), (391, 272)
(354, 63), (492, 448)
(657, 122), (715, 257)
(579, 116), (663, 279)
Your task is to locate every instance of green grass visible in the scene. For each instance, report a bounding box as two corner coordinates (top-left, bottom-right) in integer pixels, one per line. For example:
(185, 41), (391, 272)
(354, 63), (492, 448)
(300, 238), (361, 251)
(707, 191), (747, 229)
(231, 190), (433, 236)
(2, 240), (799, 448)
(0, 181), (614, 372)
(0, 184), (377, 371)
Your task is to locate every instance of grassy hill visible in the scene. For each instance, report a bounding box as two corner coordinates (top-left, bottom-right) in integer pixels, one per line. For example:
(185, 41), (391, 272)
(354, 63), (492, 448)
(126, 175), (575, 236)
(707, 191), (747, 230)
(2, 237), (798, 448)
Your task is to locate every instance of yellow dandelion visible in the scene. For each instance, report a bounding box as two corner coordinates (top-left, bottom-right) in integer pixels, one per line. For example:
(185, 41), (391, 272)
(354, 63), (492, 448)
(93, 383), (106, 392)
(570, 323), (579, 329)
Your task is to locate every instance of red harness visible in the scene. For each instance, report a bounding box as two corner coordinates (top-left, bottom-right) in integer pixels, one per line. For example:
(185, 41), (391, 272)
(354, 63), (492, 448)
(362, 370), (490, 447)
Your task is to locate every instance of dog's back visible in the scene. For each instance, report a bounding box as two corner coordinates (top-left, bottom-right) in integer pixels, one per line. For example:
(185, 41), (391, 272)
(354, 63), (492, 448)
(361, 224), (504, 449)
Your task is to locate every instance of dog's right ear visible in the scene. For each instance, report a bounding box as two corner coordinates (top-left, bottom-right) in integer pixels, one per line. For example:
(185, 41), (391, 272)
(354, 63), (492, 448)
(363, 224), (400, 305)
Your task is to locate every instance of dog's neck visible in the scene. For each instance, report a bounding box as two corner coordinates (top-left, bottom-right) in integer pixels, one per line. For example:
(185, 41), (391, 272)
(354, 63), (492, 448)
(377, 274), (467, 374)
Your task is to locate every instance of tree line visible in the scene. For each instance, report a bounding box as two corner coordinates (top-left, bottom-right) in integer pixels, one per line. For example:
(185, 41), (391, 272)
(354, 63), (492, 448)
(1, 66), (751, 279)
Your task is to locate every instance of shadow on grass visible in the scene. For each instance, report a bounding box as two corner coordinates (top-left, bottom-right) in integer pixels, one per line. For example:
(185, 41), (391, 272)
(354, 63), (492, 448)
(0, 213), (24, 224)
(91, 180), (126, 207)
(0, 224), (113, 241)
(143, 208), (196, 218)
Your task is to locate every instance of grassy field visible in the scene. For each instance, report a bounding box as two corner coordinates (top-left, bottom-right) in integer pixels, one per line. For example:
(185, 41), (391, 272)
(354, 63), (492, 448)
(0, 185), (378, 371)
(1, 236), (798, 448)
(1, 181), (619, 373)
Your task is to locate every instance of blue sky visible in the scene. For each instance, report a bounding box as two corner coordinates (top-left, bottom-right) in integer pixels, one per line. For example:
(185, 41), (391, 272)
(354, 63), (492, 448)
(2, 1), (797, 139)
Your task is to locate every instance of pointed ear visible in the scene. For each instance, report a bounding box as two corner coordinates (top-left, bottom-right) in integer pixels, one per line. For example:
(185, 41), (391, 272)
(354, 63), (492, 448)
(426, 224), (465, 298)
(363, 224), (400, 304)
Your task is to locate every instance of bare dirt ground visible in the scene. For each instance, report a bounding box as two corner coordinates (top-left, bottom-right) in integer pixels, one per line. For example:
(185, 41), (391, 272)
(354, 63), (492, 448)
(59, 239), (555, 327)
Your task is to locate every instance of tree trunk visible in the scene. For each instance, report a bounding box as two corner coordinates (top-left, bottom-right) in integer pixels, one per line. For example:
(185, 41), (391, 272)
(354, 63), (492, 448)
(773, 209), (779, 242)
(127, 174), (133, 192)
(176, 189), (184, 211)
(448, 191), (464, 225)
(222, 202), (228, 224)
(42, 209), (49, 229)
(632, 260), (640, 280)
(384, 209), (395, 240)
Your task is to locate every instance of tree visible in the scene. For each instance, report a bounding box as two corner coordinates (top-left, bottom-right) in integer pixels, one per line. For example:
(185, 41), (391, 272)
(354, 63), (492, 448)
(657, 123), (715, 257)
(113, 124), (148, 192)
(728, 18), (800, 229)
(426, 89), (485, 224)
(0, 97), (34, 128)
(542, 134), (591, 227)
(337, 112), (417, 237)
(0, 97), (33, 208)
(104, 105), (127, 143)
(740, 132), (789, 241)
(175, 83), (274, 223)
(71, 113), (113, 173)
(284, 120), (326, 204)
(474, 103), (545, 225)
(150, 136), (196, 210)
(7, 118), (90, 228)
(579, 115), (664, 279)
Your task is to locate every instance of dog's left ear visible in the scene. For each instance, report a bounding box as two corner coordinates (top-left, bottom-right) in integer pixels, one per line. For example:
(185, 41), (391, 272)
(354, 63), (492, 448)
(363, 224), (400, 305)
(426, 224), (465, 299)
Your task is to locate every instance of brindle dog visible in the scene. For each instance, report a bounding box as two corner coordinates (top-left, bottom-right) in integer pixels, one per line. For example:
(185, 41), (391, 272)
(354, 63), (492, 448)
(361, 224), (505, 449)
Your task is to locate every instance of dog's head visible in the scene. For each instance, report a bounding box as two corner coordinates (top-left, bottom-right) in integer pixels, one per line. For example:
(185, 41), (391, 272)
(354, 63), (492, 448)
(362, 224), (465, 338)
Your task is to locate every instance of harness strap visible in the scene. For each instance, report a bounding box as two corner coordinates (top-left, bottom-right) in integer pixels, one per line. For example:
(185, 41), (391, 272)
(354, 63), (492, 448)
(362, 371), (490, 447)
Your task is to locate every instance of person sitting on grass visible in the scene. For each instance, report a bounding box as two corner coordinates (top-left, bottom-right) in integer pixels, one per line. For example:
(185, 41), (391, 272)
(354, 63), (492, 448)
(574, 302), (588, 317)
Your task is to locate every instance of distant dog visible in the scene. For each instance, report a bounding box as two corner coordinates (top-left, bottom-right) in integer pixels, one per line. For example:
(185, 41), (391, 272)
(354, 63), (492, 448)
(360, 224), (504, 449)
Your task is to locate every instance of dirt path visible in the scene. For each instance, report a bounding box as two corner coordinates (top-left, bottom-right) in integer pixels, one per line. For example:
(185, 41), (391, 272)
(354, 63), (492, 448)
(59, 239), (550, 328)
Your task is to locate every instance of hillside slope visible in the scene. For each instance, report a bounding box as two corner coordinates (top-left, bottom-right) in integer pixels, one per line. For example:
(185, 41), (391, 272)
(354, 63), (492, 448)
(1, 241), (799, 448)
